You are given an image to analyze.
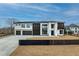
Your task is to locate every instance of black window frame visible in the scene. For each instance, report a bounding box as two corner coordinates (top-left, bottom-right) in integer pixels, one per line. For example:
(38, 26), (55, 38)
(16, 31), (21, 35)
(51, 24), (54, 28)
(60, 30), (63, 34)
(21, 24), (25, 28)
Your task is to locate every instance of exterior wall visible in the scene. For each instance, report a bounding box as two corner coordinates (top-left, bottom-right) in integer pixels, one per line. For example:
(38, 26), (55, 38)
(69, 27), (79, 34)
(40, 22), (64, 36)
(33, 23), (40, 35)
(40, 22), (57, 36)
(14, 22), (64, 36)
(14, 23), (33, 35)
(15, 23), (32, 31)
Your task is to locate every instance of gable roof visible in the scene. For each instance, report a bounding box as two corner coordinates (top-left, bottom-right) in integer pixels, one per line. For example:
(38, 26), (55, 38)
(66, 24), (79, 28)
(70, 24), (79, 27)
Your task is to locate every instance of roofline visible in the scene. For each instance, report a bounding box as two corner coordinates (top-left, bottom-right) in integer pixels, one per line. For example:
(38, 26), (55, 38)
(66, 24), (79, 27)
(14, 21), (64, 24)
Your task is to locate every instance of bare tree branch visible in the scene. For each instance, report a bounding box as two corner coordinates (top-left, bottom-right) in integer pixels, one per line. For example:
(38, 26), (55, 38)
(6, 18), (18, 34)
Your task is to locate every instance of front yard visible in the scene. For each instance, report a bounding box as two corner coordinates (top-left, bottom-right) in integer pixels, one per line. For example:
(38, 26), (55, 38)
(11, 45), (79, 56)
(28, 35), (79, 40)
(10, 35), (79, 56)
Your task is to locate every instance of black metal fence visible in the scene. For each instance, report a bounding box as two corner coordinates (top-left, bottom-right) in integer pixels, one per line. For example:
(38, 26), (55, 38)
(19, 40), (79, 45)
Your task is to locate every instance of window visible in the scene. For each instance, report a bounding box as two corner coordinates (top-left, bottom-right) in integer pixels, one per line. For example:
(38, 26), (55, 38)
(42, 28), (47, 35)
(42, 24), (48, 28)
(16, 31), (21, 35)
(51, 24), (54, 28)
(16, 24), (20, 26)
(75, 27), (77, 30)
(21, 24), (25, 28)
(60, 30), (63, 34)
(42, 24), (48, 35)
(58, 23), (64, 29)
(42, 24), (47, 26)
(22, 31), (32, 35)
(26, 24), (31, 28)
(75, 31), (77, 32)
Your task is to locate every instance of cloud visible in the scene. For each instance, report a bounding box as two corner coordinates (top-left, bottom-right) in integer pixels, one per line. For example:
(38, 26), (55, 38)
(4, 3), (61, 12)
(3, 4), (49, 12)
(1, 3), (79, 27)
(0, 3), (62, 20)
(63, 8), (79, 17)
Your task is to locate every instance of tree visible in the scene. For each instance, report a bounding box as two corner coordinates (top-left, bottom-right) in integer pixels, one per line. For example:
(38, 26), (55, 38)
(6, 18), (18, 34)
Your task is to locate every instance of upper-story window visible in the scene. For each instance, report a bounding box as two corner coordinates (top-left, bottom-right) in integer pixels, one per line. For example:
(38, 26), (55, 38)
(26, 24), (31, 28)
(42, 24), (47, 26)
(51, 24), (54, 28)
(16, 24), (20, 26)
(42, 24), (47, 28)
(75, 27), (77, 30)
(58, 23), (64, 29)
(21, 24), (25, 28)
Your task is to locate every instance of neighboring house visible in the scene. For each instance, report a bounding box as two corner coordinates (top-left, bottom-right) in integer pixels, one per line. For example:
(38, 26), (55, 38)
(65, 24), (79, 34)
(14, 21), (64, 36)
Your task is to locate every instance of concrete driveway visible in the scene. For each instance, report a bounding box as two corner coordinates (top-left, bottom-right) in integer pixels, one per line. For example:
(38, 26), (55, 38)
(0, 35), (30, 56)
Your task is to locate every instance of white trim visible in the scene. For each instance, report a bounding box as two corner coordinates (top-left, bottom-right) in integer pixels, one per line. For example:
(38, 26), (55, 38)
(40, 23), (42, 36)
(40, 23), (48, 36)
(21, 30), (22, 35)
(14, 22), (64, 36)
(32, 23), (33, 35)
(54, 22), (58, 36)
(48, 22), (51, 36)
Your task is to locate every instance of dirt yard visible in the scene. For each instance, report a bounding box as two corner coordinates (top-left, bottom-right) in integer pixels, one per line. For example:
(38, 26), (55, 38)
(10, 35), (79, 56)
(11, 45), (79, 56)
(29, 35), (79, 40)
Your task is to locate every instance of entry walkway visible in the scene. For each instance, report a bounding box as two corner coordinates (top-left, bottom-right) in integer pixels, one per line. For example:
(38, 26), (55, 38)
(0, 35), (28, 56)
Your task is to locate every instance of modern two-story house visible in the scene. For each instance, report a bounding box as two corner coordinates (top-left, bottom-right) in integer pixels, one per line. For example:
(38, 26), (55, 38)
(65, 24), (79, 34)
(14, 21), (64, 36)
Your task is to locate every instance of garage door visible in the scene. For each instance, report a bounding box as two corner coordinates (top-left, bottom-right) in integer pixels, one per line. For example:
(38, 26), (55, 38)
(22, 31), (32, 35)
(16, 31), (21, 35)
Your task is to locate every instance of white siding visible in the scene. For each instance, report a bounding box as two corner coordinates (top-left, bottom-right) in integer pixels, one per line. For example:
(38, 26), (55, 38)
(14, 23), (32, 31)
(14, 22), (64, 36)
(69, 27), (79, 34)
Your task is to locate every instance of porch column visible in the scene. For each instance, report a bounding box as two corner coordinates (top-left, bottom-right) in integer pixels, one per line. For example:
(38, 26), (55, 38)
(40, 23), (42, 36)
(14, 30), (16, 35)
(21, 30), (23, 35)
(54, 23), (58, 36)
(48, 22), (51, 36)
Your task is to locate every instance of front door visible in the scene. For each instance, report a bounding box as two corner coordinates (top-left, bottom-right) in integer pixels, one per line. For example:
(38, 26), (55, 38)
(51, 31), (54, 35)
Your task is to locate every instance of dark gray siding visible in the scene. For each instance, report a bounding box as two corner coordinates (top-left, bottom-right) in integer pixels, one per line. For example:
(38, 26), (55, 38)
(33, 23), (40, 35)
